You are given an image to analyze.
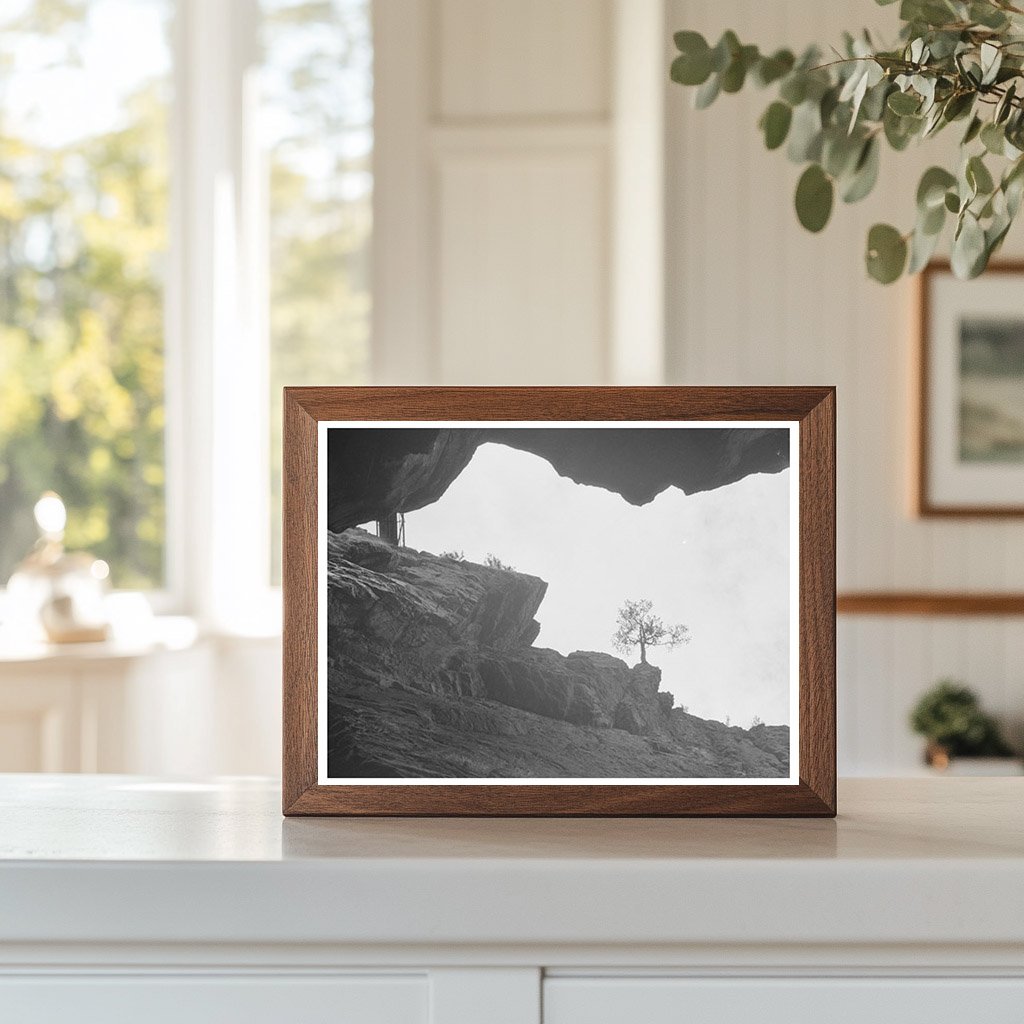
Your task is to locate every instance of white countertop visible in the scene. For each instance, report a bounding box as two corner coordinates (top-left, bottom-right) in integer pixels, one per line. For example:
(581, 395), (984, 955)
(1, 775), (1022, 952)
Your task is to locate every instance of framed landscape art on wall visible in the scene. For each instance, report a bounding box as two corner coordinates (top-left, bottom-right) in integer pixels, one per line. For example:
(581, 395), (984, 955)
(282, 387), (836, 816)
(918, 262), (1024, 517)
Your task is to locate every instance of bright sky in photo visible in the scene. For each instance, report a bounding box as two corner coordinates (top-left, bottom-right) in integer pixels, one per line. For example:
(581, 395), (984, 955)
(405, 439), (792, 728)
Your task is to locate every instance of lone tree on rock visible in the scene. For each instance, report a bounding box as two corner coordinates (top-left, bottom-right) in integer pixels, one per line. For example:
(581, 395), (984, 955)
(612, 598), (690, 666)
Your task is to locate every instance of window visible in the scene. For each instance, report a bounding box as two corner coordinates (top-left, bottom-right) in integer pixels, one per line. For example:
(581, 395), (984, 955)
(0, 0), (373, 614)
(0, 0), (172, 589)
(262, 0), (373, 581)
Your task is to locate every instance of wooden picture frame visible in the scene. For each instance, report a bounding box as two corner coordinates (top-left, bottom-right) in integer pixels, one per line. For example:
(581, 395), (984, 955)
(917, 260), (1024, 517)
(283, 387), (836, 817)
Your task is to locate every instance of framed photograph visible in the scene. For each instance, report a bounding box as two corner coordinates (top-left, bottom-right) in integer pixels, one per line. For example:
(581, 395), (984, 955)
(283, 387), (835, 816)
(918, 261), (1024, 516)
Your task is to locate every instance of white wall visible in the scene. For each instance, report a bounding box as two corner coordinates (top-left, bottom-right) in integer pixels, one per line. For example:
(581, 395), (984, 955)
(124, 637), (280, 778)
(665, 0), (1024, 772)
(373, 0), (666, 386)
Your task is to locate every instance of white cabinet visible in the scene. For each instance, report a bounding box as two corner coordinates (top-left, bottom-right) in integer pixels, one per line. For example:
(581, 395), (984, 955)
(8, 974), (1024, 1024)
(1, 975), (428, 1024)
(1, 778), (1023, 1024)
(544, 978), (1024, 1024)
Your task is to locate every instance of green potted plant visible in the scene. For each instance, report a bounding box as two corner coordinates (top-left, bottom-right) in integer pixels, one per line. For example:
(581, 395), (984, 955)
(909, 679), (1018, 771)
(670, 0), (1024, 283)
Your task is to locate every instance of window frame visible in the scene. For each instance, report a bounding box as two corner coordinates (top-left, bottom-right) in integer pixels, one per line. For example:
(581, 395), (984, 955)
(0, 0), (279, 632)
(165, 0), (279, 632)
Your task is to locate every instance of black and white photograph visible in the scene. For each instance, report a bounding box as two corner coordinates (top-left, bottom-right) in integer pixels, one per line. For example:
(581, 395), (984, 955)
(319, 422), (798, 784)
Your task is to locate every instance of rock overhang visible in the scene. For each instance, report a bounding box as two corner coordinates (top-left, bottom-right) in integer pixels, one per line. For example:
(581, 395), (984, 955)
(326, 425), (790, 533)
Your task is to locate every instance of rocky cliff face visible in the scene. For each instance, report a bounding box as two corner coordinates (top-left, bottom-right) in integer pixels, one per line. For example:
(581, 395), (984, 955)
(327, 426), (790, 533)
(327, 530), (789, 779)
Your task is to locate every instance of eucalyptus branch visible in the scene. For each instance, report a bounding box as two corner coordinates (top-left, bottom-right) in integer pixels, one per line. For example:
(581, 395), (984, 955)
(670, 0), (1024, 283)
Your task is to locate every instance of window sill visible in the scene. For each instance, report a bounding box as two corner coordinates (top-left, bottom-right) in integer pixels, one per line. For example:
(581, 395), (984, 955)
(0, 616), (201, 666)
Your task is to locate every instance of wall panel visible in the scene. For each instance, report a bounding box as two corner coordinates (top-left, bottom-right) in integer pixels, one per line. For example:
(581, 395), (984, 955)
(437, 150), (608, 384)
(376, 0), (620, 386)
(438, 0), (611, 120)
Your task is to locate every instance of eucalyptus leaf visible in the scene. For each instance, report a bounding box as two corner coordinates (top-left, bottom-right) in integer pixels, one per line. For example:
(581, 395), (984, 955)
(721, 45), (759, 93)
(754, 49), (795, 87)
(913, 75), (937, 111)
(951, 212), (987, 278)
(822, 128), (863, 178)
(694, 73), (721, 109)
(840, 58), (884, 130)
(956, 55), (982, 89)
(927, 30), (962, 60)
(866, 223), (908, 283)
(779, 73), (807, 106)
(1006, 173), (1024, 218)
(996, 82), (1017, 124)
(861, 79), (892, 122)
(967, 154), (995, 195)
(888, 90), (921, 115)
(917, 166), (957, 210)
(958, 159), (978, 207)
(842, 137), (880, 203)
(787, 101), (823, 162)
(981, 121), (1006, 155)
(970, 2), (1009, 29)
(981, 42), (1003, 86)
(760, 102), (793, 150)
(795, 164), (834, 232)
(710, 31), (740, 73)
(1004, 158), (1024, 215)
(801, 68), (833, 104)
(671, 51), (712, 87)
(908, 222), (942, 273)
(920, 200), (946, 235)
(962, 115), (983, 145)
(922, 107), (942, 137)
(903, 0), (959, 28)
(820, 85), (841, 126)
(942, 91), (974, 122)
(674, 29), (707, 53)
(884, 106), (922, 150)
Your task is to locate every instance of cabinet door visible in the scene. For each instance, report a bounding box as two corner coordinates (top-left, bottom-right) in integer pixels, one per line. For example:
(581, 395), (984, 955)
(544, 977), (1024, 1024)
(0, 974), (428, 1024)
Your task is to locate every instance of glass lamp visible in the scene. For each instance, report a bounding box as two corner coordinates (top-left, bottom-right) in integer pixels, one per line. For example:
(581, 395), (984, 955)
(6, 493), (111, 644)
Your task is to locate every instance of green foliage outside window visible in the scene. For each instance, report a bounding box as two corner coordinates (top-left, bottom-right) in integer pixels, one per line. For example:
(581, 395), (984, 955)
(0, 0), (373, 592)
(0, 1), (170, 588)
